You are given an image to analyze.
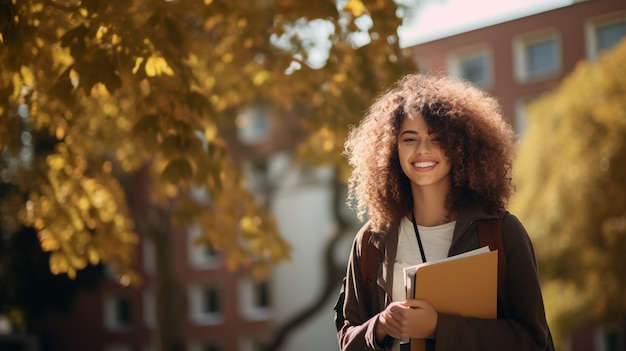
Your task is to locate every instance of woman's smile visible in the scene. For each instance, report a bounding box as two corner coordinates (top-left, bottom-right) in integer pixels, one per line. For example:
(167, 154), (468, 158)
(412, 160), (438, 170)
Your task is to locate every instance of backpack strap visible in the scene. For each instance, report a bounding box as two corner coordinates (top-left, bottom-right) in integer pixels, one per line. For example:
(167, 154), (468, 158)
(360, 230), (381, 309)
(479, 210), (510, 316)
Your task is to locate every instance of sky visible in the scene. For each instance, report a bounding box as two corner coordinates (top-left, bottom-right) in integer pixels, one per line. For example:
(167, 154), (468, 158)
(398, 0), (574, 47)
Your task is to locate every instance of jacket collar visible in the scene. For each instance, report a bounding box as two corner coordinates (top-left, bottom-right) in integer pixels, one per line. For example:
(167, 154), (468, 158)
(450, 202), (497, 252)
(371, 221), (399, 301)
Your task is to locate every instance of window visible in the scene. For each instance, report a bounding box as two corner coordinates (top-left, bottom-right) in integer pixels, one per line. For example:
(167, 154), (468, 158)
(597, 21), (626, 50)
(447, 46), (492, 89)
(586, 13), (626, 61)
(189, 284), (223, 325)
(203, 288), (220, 314)
(254, 281), (270, 309)
(239, 276), (272, 320)
(104, 295), (132, 331)
(459, 55), (488, 87)
(188, 224), (221, 269)
(526, 39), (557, 76)
(514, 31), (561, 82)
(594, 324), (625, 351)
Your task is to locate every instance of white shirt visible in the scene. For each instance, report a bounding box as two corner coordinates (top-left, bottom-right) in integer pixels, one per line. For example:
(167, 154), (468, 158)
(390, 217), (455, 351)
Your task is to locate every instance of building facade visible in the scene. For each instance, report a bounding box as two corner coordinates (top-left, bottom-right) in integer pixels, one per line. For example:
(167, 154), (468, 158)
(407, 0), (626, 135)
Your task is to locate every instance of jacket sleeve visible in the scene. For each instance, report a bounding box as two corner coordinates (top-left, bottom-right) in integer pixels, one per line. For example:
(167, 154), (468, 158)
(433, 213), (554, 351)
(335, 223), (391, 351)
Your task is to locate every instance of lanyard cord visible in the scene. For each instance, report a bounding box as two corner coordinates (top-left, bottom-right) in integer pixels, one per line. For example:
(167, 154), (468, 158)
(411, 211), (427, 263)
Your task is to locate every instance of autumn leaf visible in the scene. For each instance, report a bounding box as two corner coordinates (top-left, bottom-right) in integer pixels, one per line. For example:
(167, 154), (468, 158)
(145, 55), (175, 77)
(161, 157), (194, 183)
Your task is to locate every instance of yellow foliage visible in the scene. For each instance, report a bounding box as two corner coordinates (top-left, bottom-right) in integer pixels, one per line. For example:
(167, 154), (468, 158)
(343, 0), (367, 17)
(1, 0), (411, 294)
(132, 57), (144, 74)
(221, 53), (234, 63)
(145, 55), (175, 77)
(46, 154), (66, 170)
(49, 252), (70, 275)
(511, 39), (626, 341)
(96, 25), (107, 40)
(38, 229), (60, 251)
(204, 123), (218, 141)
(19, 66), (35, 85)
(240, 216), (261, 235)
(252, 70), (270, 86)
(252, 261), (270, 281)
(87, 247), (100, 265)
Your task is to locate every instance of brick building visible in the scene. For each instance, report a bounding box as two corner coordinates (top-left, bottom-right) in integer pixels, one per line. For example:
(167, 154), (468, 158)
(37, 166), (272, 351)
(405, 0), (625, 135)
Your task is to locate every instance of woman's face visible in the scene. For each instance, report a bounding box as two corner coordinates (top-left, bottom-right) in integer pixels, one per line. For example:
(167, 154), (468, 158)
(397, 114), (452, 191)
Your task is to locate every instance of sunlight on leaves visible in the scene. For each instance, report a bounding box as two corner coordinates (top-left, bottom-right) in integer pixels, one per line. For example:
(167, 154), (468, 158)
(252, 70), (270, 86)
(145, 55), (175, 77)
(2, 0), (412, 295)
(132, 57), (144, 74)
(343, 0), (367, 17)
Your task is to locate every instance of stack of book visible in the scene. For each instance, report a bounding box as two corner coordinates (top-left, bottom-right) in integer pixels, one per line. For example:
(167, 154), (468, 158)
(402, 247), (498, 351)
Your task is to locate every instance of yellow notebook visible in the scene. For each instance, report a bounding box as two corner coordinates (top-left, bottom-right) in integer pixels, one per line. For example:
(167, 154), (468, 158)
(403, 247), (498, 351)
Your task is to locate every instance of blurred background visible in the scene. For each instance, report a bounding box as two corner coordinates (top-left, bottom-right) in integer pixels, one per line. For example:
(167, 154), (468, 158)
(0, 0), (625, 350)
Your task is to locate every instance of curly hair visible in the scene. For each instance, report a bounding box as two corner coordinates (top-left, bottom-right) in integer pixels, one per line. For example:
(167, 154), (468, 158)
(344, 73), (515, 233)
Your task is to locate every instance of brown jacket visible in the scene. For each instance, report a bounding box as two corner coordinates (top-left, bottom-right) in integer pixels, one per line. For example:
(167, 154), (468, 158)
(335, 203), (555, 351)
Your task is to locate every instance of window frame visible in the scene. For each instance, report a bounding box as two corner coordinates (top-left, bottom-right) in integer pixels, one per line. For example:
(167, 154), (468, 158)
(585, 11), (626, 61)
(446, 44), (493, 89)
(188, 284), (223, 325)
(513, 29), (562, 83)
(103, 294), (132, 331)
(238, 275), (272, 321)
(187, 224), (222, 270)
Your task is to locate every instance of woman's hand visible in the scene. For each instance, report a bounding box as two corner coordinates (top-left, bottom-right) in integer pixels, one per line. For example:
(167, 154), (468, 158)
(375, 299), (438, 341)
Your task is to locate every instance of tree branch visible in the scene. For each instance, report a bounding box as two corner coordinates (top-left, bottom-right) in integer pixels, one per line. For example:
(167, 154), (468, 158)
(263, 169), (350, 351)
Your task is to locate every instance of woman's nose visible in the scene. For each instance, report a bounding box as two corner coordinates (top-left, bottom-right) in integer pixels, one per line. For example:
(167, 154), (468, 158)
(416, 140), (430, 154)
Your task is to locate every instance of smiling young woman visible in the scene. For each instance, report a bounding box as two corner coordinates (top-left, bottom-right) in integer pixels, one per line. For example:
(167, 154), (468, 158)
(334, 73), (554, 351)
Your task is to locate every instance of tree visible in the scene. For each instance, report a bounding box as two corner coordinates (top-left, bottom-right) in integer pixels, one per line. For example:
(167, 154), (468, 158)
(0, 0), (416, 348)
(510, 38), (626, 347)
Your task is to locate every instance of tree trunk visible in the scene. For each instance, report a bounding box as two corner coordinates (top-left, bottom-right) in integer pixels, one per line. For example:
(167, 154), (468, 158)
(149, 205), (186, 351)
